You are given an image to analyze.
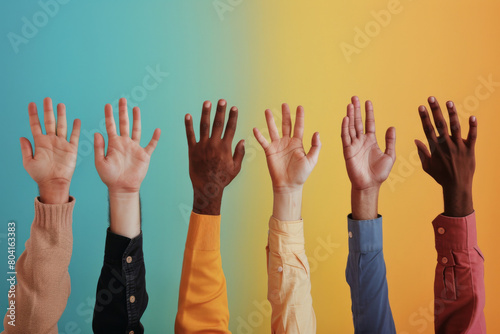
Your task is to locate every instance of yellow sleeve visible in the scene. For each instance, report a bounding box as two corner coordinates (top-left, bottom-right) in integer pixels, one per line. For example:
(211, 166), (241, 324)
(175, 212), (231, 334)
(3, 197), (75, 334)
(267, 216), (316, 334)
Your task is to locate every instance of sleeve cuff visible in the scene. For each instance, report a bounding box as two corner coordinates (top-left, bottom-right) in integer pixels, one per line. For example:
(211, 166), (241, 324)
(33, 196), (75, 231)
(433, 211), (477, 251)
(268, 216), (305, 253)
(185, 211), (221, 251)
(347, 214), (383, 253)
(104, 230), (144, 265)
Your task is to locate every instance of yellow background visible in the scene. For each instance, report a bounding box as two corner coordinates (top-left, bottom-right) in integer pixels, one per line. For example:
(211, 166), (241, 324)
(228, 1), (500, 333)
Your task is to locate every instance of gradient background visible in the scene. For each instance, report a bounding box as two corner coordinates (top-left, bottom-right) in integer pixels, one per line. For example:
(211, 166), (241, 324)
(0, 1), (499, 333)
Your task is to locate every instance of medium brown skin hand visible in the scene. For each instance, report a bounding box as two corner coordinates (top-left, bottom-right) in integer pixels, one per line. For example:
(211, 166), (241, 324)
(20, 97), (81, 204)
(341, 96), (396, 220)
(94, 98), (161, 238)
(185, 99), (245, 215)
(415, 96), (477, 217)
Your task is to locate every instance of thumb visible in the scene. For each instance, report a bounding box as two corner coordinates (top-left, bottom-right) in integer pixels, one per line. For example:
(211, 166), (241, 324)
(233, 139), (245, 174)
(306, 132), (321, 166)
(94, 133), (106, 165)
(20, 137), (33, 166)
(414, 139), (431, 172)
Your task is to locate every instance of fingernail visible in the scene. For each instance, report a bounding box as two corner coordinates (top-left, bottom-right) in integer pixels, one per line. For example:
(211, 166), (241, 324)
(418, 105), (426, 112)
(429, 96), (435, 103)
(471, 116), (476, 122)
(447, 101), (453, 108)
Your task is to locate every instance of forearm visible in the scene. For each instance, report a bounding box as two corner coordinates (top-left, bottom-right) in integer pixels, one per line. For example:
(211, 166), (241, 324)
(346, 216), (395, 334)
(108, 191), (141, 238)
(93, 231), (148, 334)
(351, 187), (379, 220)
(267, 217), (316, 333)
(432, 213), (485, 333)
(3, 197), (75, 333)
(175, 212), (230, 334)
(442, 185), (473, 217)
(272, 188), (302, 221)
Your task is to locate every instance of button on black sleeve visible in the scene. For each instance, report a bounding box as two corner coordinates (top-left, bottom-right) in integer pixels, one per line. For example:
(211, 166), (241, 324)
(92, 229), (148, 334)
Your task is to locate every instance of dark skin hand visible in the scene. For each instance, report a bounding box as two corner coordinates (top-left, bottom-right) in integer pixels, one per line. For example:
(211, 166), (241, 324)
(415, 96), (477, 217)
(184, 99), (245, 215)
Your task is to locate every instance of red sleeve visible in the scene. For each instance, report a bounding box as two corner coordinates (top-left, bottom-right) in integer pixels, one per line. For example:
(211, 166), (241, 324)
(433, 212), (486, 333)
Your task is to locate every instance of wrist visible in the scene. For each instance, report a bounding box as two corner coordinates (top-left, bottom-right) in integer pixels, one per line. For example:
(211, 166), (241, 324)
(193, 189), (223, 215)
(108, 191), (141, 238)
(272, 188), (303, 221)
(38, 180), (71, 204)
(351, 186), (380, 220)
(442, 185), (473, 217)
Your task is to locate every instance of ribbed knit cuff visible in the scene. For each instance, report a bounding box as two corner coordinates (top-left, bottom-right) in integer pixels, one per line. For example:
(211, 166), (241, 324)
(33, 196), (75, 230)
(185, 211), (221, 251)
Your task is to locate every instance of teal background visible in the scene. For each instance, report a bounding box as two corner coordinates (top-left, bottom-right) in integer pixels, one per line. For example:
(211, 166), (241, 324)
(0, 1), (257, 332)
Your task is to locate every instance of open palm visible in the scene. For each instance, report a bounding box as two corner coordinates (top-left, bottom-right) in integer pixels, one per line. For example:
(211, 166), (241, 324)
(254, 104), (321, 192)
(341, 97), (395, 191)
(20, 98), (81, 188)
(94, 98), (161, 194)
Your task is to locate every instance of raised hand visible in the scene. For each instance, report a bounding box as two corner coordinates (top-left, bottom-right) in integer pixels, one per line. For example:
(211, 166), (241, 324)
(20, 97), (81, 204)
(253, 103), (321, 220)
(253, 104), (321, 194)
(94, 98), (160, 238)
(415, 96), (476, 217)
(341, 96), (395, 220)
(185, 99), (245, 215)
(94, 98), (161, 194)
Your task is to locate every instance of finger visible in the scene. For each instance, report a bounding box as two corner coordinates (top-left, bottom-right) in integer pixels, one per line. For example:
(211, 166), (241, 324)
(341, 116), (351, 147)
(466, 116), (478, 148)
(384, 127), (396, 160)
(70, 119), (81, 146)
(223, 106), (238, 143)
(365, 100), (376, 134)
(211, 99), (227, 139)
(56, 103), (67, 139)
(445, 101), (461, 140)
(306, 132), (321, 166)
(19, 137), (33, 165)
(352, 96), (363, 136)
(94, 133), (106, 164)
(253, 127), (270, 150)
(232, 139), (245, 174)
(145, 128), (161, 155)
(185, 114), (196, 148)
(43, 97), (56, 135)
(428, 96), (449, 137)
(415, 139), (431, 172)
(28, 102), (42, 136)
(200, 101), (211, 140)
(104, 104), (117, 137)
(293, 105), (305, 139)
(347, 103), (356, 139)
(119, 98), (130, 137)
(131, 107), (142, 143)
(418, 105), (438, 146)
(265, 109), (280, 141)
(281, 103), (292, 137)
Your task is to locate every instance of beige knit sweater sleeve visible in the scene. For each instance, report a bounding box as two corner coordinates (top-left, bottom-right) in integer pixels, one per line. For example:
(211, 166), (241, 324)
(2, 196), (75, 334)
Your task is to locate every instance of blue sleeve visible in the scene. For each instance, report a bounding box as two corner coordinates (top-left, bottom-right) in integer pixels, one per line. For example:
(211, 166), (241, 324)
(345, 215), (396, 334)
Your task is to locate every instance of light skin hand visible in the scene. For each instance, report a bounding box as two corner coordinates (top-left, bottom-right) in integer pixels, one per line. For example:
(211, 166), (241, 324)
(253, 104), (321, 221)
(415, 96), (476, 217)
(341, 96), (396, 220)
(185, 99), (245, 216)
(20, 97), (81, 204)
(94, 98), (161, 238)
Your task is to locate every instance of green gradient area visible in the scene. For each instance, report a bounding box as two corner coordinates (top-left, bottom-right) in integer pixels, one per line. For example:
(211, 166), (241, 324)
(0, 1), (256, 331)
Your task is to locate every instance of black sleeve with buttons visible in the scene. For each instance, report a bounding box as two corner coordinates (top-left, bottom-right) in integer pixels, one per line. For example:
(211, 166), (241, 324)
(92, 229), (148, 334)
